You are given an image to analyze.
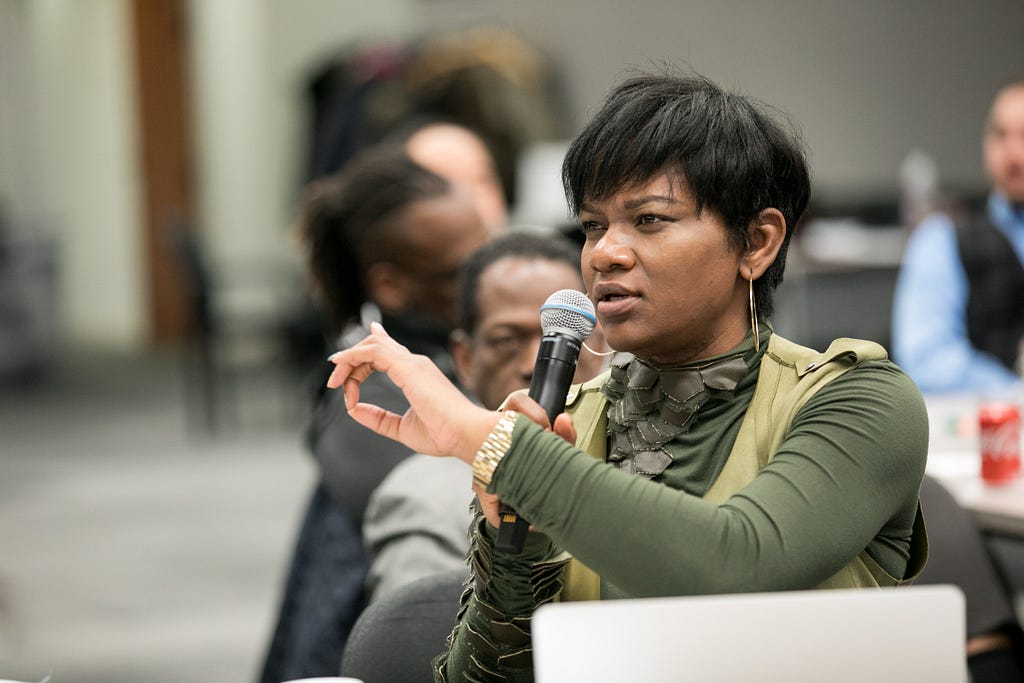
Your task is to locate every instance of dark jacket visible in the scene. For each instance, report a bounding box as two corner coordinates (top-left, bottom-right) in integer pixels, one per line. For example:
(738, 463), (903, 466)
(955, 214), (1024, 372)
(258, 311), (456, 682)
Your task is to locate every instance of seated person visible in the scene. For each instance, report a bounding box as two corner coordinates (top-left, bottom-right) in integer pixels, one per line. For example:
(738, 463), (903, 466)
(258, 145), (490, 683)
(893, 80), (1024, 393)
(326, 72), (929, 683)
(363, 231), (608, 601)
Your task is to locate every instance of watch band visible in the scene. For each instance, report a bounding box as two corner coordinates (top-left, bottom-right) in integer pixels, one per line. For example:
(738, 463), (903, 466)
(472, 410), (519, 488)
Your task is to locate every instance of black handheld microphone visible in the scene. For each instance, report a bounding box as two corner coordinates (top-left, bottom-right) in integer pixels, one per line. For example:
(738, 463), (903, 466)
(494, 289), (597, 554)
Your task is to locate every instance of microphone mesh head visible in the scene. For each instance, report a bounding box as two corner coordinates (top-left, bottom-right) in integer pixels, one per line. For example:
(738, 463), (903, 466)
(540, 289), (597, 341)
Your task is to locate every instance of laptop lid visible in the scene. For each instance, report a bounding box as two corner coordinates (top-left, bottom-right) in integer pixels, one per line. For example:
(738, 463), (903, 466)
(532, 585), (966, 682)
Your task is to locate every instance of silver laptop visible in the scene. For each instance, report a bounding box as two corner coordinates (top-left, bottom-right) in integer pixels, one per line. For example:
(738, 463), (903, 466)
(532, 585), (966, 682)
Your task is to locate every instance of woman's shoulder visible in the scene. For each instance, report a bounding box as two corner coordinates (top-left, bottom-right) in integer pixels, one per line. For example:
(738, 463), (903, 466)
(805, 355), (927, 423)
(772, 327), (924, 403)
(766, 334), (888, 369)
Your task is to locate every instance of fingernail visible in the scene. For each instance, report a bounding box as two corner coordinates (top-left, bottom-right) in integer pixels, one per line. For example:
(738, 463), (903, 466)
(370, 321), (387, 335)
(327, 351), (341, 362)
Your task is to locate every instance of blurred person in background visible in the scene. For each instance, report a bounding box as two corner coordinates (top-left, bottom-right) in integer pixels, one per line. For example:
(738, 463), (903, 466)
(404, 122), (509, 236)
(287, 25), (552, 383)
(893, 81), (1024, 393)
(286, 119), (510, 384)
(258, 146), (489, 683)
(362, 231), (607, 603)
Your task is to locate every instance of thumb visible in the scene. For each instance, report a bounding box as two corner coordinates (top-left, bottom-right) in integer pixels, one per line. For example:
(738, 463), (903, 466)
(552, 412), (577, 445)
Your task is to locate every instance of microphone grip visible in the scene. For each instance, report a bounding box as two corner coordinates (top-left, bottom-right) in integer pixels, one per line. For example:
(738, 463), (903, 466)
(495, 500), (530, 554)
(495, 335), (580, 554)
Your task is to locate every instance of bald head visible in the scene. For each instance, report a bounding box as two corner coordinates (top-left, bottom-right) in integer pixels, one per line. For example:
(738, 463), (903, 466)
(985, 82), (1024, 204)
(405, 123), (508, 234)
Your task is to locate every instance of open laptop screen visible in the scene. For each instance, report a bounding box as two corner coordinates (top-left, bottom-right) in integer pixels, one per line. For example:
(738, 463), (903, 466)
(532, 585), (965, 682)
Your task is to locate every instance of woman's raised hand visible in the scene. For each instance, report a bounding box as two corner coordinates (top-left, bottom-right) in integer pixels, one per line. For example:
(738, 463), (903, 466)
(328, 322), (580, 529)
(326, 322), (498, 464)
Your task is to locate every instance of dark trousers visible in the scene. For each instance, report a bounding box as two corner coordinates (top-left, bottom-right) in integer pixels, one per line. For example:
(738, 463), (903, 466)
(258, 483), (368, 683)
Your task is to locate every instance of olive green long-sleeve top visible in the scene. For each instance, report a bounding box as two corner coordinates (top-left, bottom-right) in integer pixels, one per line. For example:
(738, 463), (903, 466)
(436, 336), (928, 682)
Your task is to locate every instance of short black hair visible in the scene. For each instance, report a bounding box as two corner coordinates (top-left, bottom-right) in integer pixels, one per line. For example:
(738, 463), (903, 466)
(297, 145), (450, 331)
(457, 231), (582, 334)
(562, 72), (810, 318)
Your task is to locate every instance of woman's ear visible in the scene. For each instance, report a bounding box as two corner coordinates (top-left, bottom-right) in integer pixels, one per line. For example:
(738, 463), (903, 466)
(365, 262), (408, 314)
(449, 329), (474, 390)
(745, 208), (786, 279)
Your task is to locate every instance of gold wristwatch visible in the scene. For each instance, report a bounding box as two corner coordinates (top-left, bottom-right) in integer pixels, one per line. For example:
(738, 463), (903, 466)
(472, 410), (519, 488)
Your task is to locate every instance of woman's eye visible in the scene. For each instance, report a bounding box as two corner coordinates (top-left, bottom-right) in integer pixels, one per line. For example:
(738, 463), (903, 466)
(639, 214), (660, 224)
(487, 335), (521, 354)
(579, 220), (602, 233)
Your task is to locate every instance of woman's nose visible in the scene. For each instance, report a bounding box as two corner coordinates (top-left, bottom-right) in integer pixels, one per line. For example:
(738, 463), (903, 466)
(588, 227), (633, 272)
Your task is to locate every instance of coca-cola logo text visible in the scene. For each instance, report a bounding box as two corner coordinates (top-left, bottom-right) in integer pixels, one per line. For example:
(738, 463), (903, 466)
(981, 421), (1021, 461)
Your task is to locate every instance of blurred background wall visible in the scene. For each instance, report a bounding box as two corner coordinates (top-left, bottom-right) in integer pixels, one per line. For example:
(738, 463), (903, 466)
(1, 3), (1023, 681)
(1, 0), (1022, 358)
(0, 0), (145, 351)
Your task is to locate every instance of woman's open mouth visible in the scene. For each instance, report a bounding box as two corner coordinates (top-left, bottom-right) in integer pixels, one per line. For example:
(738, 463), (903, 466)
(594, 284), (640, 317)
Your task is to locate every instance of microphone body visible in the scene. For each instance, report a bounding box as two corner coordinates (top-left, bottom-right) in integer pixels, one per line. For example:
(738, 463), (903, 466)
(495, 290), (595, 554)
(527, 334), (583, 424)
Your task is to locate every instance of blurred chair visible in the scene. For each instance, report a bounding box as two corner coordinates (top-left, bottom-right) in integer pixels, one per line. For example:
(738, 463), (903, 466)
(341, 568), (466, 683)
(917, 475), (1024, 682)
(774, 216), (905, 352)
(773, 264), (900, 352)
(166, 222), (309, 435)
(0, 232), (59, 387)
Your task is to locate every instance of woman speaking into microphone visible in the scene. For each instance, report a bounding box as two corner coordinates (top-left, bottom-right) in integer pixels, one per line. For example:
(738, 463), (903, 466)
(326, 71), (928, 683)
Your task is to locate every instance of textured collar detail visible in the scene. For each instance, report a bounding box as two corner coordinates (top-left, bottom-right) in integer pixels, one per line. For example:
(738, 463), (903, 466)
(600, 352), (750, 478)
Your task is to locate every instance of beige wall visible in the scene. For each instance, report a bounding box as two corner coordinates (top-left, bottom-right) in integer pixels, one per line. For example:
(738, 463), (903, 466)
(412, 0), (1024, 199)
(1, 0), (1021, 350)
(0, 0), (414, 350)
(186, 0), (414, 267)
(1, 0), (144, 350)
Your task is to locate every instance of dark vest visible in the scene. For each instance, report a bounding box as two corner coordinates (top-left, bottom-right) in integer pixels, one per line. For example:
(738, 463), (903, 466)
(954, 214), (1024, 372)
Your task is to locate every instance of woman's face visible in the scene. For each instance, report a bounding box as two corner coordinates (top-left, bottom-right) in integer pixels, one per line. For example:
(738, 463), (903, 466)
(579, 172), (749, 365)
(389, 192), (490, 328)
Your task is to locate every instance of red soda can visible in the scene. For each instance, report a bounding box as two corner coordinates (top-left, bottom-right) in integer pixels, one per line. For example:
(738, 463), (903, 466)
(980, 402), (1021, 484)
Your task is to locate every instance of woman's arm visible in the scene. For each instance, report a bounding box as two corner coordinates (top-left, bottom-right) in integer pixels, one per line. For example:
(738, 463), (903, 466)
(491, 360), (927, 596)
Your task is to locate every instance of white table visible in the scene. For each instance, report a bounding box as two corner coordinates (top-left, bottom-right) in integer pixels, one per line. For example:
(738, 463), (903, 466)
(928, 454), (1024, 538)
(925, 392), (1024, 537)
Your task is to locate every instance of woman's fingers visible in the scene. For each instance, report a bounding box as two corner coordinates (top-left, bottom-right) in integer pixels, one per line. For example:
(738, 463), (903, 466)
(325, 324), (495, 458)
(342, 376), (361, 411)
(503, 393), (551, 431)
(346, 400), (404, 442)
(326, 325), (410, 390)
(473, 484), (502, 528)
(326, 351), (377, 389)
(327, 323), (515, 462)
(553, 413), (577, 445)
(502, 394), (576, 444)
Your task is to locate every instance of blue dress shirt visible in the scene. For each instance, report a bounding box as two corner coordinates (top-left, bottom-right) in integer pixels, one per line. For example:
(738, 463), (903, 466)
(892, 192), (1024, 393)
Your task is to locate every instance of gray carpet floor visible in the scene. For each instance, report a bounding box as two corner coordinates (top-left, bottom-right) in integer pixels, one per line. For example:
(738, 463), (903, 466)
(0, 349), (316, 683)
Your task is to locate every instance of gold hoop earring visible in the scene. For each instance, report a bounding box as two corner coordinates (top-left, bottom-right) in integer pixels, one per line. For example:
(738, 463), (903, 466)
(582, 340), (616, 357)
(581, 292), (616, 357)
(748, 276), (760, 351)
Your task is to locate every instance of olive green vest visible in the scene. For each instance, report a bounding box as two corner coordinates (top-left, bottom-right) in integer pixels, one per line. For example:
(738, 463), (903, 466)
(557, 334), (929, 601)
